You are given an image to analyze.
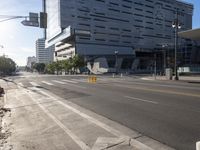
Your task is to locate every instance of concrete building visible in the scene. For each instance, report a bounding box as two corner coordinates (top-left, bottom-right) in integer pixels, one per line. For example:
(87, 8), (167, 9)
(179, 28), (200, 41)
(36, 38), (54, 64)
(178, 28), (200, 72)
(43, 0), (193, 73)
(26, 56), (36, 68)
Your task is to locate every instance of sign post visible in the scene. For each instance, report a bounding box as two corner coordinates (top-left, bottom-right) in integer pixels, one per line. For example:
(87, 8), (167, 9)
(21, 20), (39, 27)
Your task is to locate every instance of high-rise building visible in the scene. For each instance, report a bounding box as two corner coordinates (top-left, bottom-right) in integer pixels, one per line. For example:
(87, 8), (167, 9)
(36, 38), (54, 64)
(27, 56), (36, 68)
(43, 0), (193, 73)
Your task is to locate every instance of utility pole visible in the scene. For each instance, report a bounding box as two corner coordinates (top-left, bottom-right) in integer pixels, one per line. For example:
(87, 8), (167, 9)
(154, 53), (157, 80)
(162, 44), (168, 75)
(172, 9), (181, 80)
(115, 51), (118, 75)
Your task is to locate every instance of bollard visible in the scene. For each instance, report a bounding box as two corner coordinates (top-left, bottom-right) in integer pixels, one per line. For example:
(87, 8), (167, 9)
(112, 73), (115, 78)
(197, 141), (200, 150)
(88, 76), (97, 83)
(0, 86), (4, 95)
(120, 73), (123, 78)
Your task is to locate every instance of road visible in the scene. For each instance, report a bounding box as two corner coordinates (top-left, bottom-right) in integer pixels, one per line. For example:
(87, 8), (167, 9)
(2, 72), (200, 150)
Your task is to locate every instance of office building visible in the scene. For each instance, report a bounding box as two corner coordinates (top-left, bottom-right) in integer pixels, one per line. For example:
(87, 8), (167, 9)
(36, 38), (54, 64)
(43, 0), (193, 73)
(27, 56), (36, 68)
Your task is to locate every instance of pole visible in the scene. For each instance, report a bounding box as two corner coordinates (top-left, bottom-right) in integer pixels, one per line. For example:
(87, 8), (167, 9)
(42, 0), (47, 39)
(174, 10), (179, 80)
(154, 53), (157, 80)
(164, 49), (166, 74)
(162, 45), (166, 75)
(115, 51), (118, 75)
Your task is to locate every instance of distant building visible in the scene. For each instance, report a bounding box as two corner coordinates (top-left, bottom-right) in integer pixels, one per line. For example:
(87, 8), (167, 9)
(27, 56), (36, 68)
(43, 0), (194, 73)
(36, 38), (54, 64)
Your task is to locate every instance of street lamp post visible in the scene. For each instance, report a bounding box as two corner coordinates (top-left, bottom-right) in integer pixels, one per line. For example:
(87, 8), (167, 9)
(154, 53), (157, 80)
(115, 51), (118, 75)
(162, 44), (168, 75)
(172, 9), (181, 80)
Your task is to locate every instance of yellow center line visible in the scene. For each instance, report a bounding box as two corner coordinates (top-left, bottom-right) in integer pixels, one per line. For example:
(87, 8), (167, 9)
(114, 84), (200, 98)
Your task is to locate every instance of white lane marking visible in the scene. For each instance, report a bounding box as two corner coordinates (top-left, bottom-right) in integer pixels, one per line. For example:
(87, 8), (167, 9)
(30, 82), (40, 87)
(92, 137), (128, 150)
(130, 80), (200, 91)
(18, 82), (24, 87)
(141, 77), (154, 81)
(27, 90), (90, 150)
(130, 139), (154, 150)
(42, 81), (54, 86)
(71, 79), (87, 83)
(197, 141), (200, 150)
(124, 96), (158, 104)
(52, 80), (66, 84)
(64, 82), (86, 89)
(53, 80), (86, 89)
(36, 88), (125, 138)
(62, 79), (78, 84)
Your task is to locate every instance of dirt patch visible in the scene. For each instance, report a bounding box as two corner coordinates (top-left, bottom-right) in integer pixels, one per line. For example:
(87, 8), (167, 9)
(0, 96), (12, 150)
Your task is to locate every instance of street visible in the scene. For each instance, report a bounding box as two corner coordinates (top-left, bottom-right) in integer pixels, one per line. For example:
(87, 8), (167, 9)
(1, 72), (200, 150)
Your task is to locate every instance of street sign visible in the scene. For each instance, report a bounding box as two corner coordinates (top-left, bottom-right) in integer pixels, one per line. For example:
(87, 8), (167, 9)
(29, 12), (38, 22)
(21, 20), (39, 27)
(21, 12), (39, 27)
(40, 12), (47, 28)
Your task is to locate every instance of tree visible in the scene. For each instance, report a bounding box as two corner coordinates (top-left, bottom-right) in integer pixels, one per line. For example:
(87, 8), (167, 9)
(54, 61), (63, 75)
(45, 63), (56, 74)
(71, 55), (85, 73)
(61, 59), (73, 74)
(0, 56), (16, 76)
(33, 63), (46, 73)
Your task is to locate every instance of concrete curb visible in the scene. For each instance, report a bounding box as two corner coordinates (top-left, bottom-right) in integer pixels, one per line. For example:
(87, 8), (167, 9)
(197, 141), (200, 150)
(130, 139), (154, 150)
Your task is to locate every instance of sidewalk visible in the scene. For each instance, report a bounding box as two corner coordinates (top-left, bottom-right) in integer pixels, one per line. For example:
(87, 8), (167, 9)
(141, 75), (200, 83)
(0, 92), (11, 150)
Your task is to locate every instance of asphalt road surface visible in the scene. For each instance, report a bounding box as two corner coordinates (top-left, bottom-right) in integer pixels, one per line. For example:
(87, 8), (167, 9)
(5, 72), (200, 150)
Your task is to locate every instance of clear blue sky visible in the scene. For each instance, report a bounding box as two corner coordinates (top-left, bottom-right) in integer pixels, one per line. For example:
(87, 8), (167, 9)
(0, 0), (199, 66)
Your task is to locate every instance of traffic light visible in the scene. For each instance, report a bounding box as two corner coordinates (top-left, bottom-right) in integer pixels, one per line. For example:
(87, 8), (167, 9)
(40, 12), (47, 28)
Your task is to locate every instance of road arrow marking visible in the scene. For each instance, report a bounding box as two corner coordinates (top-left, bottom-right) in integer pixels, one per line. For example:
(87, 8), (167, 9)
(92, 136), (129, 150)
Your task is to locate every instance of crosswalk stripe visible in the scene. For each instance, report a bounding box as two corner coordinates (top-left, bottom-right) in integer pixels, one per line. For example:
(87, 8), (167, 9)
(30, 82), (40, 87)
(52, 80), (66, 84)
(18, 82), (24, 87)
(62, 79), (78, 84)
(42, 81), (54, 85)
(71, 79), (87, 83)
(52, 80), (86, 89)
